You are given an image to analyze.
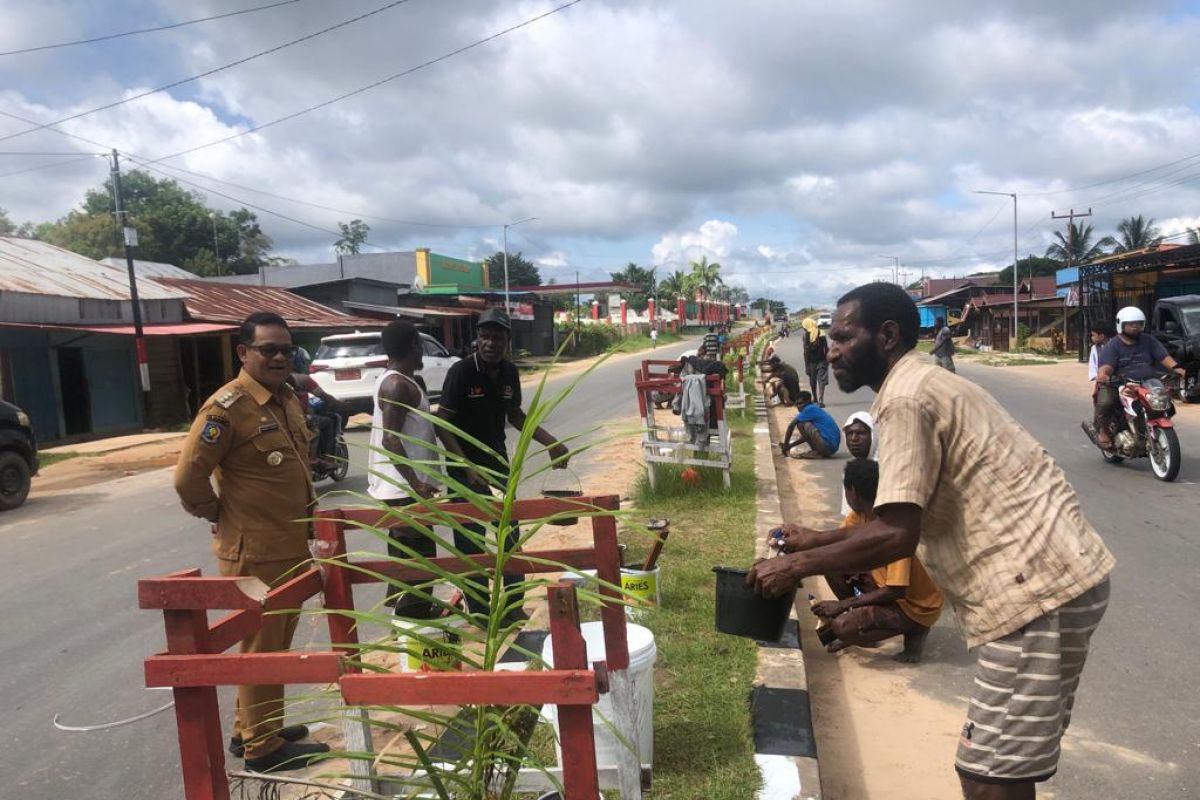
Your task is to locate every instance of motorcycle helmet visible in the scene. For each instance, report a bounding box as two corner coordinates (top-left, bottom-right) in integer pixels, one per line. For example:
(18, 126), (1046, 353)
(1115, 306), (1146, 330)
(292, 346), (312, 373)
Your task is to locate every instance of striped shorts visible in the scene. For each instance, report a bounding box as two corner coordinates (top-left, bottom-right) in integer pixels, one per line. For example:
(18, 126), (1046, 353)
(955, 577), (1110, 785)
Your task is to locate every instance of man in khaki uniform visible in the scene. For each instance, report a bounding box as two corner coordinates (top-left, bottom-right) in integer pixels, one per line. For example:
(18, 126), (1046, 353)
(174, 311), (330, 773)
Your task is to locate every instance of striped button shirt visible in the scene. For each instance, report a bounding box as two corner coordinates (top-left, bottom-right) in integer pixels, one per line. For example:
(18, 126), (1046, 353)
(870, 351), (1115, 648)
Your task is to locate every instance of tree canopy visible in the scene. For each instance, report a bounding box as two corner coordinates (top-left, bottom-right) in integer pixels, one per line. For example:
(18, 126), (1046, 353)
(1044, 221), (1115, 265)
(334, 219), (370, 255)
(609, 262), (656, 311)
(1112, 215), (1163, 253)
(484, 251), (541, 288)
(36, 170), (274, 276)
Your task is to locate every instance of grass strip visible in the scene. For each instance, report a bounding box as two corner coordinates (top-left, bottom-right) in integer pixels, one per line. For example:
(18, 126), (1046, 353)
(614, 413), (761, 799)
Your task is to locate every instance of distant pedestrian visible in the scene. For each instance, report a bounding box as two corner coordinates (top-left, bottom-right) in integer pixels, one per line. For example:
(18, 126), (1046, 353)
(1087, 320), (1115, 390)
(930, 317), (955, 372)
(804, 326), (829, 406)
(650, 327), (658, 348)
(702, 326), (720, 358)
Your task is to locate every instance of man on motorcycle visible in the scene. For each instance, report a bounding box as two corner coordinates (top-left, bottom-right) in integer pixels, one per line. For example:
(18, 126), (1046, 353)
(289, 348), (342, 466)
(1094, 306), (1186, 450)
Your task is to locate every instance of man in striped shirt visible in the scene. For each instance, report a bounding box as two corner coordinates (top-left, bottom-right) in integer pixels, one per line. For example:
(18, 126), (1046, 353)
(749, 282), (1114, 799)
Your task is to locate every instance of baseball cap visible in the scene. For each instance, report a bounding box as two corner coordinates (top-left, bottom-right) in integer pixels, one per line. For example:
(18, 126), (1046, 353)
(477, 308), (511, 330)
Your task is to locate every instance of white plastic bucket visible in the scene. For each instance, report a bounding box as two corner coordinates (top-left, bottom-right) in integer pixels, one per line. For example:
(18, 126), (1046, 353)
(542, 621), (656, 767)
(391, 617), (465, 673)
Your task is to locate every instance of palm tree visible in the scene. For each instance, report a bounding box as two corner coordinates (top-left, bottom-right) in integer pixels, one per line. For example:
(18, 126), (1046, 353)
(1044, 222), (1115, 265)
(1112, 215), (1163, 253)
(657, 269), (689, 299)
(687, 256), (724, 298)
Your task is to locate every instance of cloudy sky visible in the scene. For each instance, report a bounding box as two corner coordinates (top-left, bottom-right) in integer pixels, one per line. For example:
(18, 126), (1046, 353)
(2, 0), (1200, 305)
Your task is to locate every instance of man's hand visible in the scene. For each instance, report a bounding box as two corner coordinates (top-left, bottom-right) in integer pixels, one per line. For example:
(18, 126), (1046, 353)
(811, 600), (845, 619)
(548, 442), (570, 468)
(769, 523), (817, 554)
(745, 555), (802, 598)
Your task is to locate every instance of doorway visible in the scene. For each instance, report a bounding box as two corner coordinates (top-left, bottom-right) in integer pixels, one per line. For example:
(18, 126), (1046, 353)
(56, 347), (91, 435)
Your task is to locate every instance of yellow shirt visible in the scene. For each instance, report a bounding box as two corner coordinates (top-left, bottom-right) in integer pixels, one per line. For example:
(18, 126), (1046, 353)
(842, 511), (944, 628)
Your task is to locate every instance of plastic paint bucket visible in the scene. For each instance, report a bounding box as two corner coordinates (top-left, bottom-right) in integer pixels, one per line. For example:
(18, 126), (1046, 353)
(621, 567), (660, 613)
(391, 617), (465, 673)
(712, 565), (794, 642)
(542, 621), (657, 767)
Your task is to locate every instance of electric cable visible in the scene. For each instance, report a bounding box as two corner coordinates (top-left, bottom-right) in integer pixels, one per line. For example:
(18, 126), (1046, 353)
(0, 0), (417, 145)
(0, 0), (305, 57)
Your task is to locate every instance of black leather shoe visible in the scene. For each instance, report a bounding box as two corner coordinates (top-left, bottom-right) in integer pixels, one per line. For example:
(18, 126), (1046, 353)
(244, 740), (330, 773)
(229, 724), (310, 758)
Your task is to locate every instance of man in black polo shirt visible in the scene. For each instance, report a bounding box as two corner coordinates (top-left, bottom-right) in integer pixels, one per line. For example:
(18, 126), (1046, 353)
(438, 308), (570, 622)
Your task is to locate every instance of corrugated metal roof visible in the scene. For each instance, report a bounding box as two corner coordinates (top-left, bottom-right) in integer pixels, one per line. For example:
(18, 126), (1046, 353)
(0, 238), (187, 300)
(160, 278), (384, 329)
(97, 256), (195, 279)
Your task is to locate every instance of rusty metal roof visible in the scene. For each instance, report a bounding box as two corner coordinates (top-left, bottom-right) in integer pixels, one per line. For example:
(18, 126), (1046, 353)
(97, 256), (196, 279)
(159, 278), (384, 329)
(0, 237), (187, 300)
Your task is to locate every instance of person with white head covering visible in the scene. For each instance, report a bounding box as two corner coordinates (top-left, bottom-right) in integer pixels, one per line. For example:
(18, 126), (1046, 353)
(840, 411), (877, 515)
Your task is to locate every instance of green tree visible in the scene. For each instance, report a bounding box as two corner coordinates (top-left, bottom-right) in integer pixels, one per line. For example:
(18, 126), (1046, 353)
(1044, 222), (1115, 265)
(609, 262), (656, 312)
(1112, 214), (1163, 253)
(334, 219), (371, 255)
(656, 270), (689, 300)
(484, 251), (541, 288)
(0, 207), (37, 239)
(687, 255), (723, 298)
(41, 170), (273, 274)
(996, 255), (1063, 287)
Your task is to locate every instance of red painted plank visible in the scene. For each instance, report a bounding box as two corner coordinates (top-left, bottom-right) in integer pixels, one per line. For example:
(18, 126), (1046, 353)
(591, 507), (631, 671)
(548, 583), (602, 800)
(206, 609), (262, 654)
(314, 510), (360, 670)
(145, 652), (343, 688)
(138, 576), (269, 610)
(338, 670), (599, 707)
(346, 548), (599, 585)
(162, 608), (228, 800)
(331, 495), (620, 528)
(262, 567), (323, 612)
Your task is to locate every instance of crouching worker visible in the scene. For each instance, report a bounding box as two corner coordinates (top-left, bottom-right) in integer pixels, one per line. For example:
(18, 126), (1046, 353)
(781, 391), (840, 459)
(811, 459), (943, 662)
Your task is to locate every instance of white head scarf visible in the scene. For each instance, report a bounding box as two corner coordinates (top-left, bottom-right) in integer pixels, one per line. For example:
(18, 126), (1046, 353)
(840, 411), (878, 516)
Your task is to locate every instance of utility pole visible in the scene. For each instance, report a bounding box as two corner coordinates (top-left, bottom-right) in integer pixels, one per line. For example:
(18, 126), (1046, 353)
(878, 255), (900, 285)
(898, 269), (910, 288)
(975, 190), (1019, 349)
(110, 149), (150, 394)
(1052, 207), (1093, 360)
(501, 217), (537, 315)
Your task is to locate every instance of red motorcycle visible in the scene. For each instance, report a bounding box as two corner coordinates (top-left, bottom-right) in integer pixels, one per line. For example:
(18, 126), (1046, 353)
(1082, 376), (1181, 482)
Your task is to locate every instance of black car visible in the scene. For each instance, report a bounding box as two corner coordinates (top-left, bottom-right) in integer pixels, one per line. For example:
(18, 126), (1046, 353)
(0, 399), (37, 510)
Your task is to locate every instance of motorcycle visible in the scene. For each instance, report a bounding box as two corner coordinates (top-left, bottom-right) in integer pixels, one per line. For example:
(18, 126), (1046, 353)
(309, 405), (350, 483)
(1081, 376), (1182, 482)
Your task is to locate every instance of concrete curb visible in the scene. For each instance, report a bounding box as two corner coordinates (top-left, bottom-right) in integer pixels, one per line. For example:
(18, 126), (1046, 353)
(751, 394), (822, 800)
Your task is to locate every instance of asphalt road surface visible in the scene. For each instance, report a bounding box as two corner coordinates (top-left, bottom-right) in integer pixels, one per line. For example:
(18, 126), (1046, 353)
(770, 332), (1198, 799)
(0, 337), (700, 800)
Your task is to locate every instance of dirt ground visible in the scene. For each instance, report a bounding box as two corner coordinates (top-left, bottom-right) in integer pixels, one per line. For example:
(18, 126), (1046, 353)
(32, 435), (188, 495)
(766, 401), (965, 800)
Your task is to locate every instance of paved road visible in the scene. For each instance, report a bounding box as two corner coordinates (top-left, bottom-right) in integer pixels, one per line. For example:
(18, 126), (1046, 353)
(770, 333), (1199, 799)
(0, 337), (700, 800)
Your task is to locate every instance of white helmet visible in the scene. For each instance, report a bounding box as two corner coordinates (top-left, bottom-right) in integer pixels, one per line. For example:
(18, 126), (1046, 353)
(1116, 306), (1146, 328)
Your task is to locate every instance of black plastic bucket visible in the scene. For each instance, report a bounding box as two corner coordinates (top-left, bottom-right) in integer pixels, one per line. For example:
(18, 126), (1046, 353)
(541, 489), (584, 526)
(712, 566), (795, 642)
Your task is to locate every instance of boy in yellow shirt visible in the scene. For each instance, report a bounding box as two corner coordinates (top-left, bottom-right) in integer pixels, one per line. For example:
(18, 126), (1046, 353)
(811, 458), (944, 663)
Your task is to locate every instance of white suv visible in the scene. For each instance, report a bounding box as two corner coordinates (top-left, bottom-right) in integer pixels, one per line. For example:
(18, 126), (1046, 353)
(310, 331), (459, 414)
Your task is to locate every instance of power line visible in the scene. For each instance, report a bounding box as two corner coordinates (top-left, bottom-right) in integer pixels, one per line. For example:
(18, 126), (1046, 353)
(141, 157), (500, 229)
(0, 0), (416, 145)
(139, 0), (586, 166)
(0, 154), (100, 179)
(1024, 150), (1200, 198)
(0, 0), (306, 57)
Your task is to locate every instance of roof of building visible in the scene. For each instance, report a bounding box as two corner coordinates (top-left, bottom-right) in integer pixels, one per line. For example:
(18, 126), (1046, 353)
(344, 300), (475, 318)
(200, 251), (418, 289)
(158, 278), (384, 329)
(97, 257), (195, 280)
(0, 238), (187, 301)
(921, 274), (1000, 298)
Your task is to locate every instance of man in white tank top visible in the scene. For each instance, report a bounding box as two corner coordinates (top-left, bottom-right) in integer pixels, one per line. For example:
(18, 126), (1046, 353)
(369, 321), (467, 613)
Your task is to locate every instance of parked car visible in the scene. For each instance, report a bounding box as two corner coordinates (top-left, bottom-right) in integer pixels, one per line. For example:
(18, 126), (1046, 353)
(1150, 295), (1200, 402)
(0, 399), (37, 510)
(310, 331), (460, 415)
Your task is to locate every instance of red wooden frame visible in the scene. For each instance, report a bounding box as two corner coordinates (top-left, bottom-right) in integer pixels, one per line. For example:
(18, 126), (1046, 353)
(140, 494), (630, 800)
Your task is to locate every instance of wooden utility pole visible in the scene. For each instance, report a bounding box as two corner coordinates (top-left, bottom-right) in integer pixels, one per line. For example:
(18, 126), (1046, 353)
(1052, 208), (1093, 359)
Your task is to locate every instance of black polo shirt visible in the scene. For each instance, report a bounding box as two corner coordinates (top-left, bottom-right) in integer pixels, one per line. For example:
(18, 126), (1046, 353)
(439, 352), (522, 477)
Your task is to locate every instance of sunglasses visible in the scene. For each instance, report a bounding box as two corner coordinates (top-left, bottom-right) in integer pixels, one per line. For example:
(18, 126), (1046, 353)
(246, 343), (299, 359)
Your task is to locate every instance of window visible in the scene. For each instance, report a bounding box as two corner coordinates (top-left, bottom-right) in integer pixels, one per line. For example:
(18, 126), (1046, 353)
(421, 335), (448, 358)
(315, 338), (383, 359)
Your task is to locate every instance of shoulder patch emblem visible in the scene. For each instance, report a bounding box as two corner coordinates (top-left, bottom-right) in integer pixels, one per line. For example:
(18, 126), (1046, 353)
(200, 420), (226, 445)
(214, 388), (244, 409)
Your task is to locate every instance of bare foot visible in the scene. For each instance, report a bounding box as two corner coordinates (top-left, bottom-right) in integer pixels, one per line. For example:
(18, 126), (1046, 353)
(827, 639), (848, 654)
(893, 629), (929, 664)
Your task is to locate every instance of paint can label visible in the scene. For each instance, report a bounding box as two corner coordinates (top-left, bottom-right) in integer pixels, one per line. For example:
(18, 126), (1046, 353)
(621, 569), (659, 607)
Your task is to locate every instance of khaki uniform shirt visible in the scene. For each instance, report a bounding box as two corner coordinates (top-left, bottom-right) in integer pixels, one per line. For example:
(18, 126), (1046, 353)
(871, 351), (1115, 648)
(174, 370), (315, 563)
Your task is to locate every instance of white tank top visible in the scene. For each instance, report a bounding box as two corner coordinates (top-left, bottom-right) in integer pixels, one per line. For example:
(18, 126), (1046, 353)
(368, 370), (441, 500)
